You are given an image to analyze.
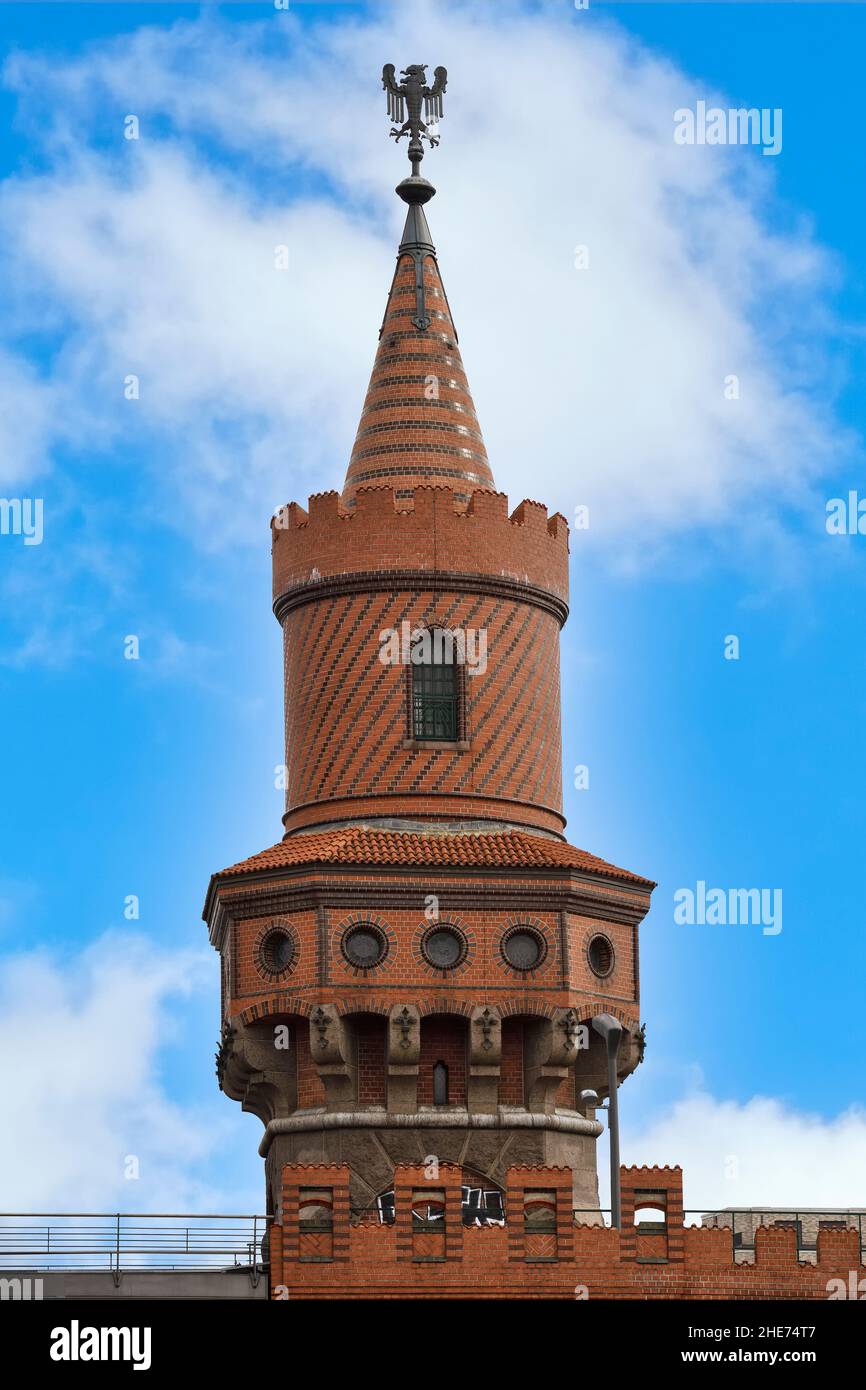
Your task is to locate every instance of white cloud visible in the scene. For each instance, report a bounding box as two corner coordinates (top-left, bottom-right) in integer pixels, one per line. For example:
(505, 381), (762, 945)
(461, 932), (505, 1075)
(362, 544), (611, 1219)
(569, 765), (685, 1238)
(0, 0), (855, 560)
(614, 1089), (866, 1210)
(0, 349), (61, 489)
(0, 932), (251, 1211)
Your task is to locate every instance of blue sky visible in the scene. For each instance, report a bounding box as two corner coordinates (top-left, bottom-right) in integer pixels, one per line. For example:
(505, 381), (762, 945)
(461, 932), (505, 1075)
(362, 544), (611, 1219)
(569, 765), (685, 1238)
(0, 0), (864, 1213)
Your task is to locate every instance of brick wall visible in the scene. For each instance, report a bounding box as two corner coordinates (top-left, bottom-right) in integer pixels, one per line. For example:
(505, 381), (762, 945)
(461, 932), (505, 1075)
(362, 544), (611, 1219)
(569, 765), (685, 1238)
(270, 1162), (865, 1300)
(354, 1014), (387, 1105)
(418, 1016), (468, 1105)
(272, 486), (569, 605)
(279, 584), (564, 836)
(224, 887), (646, 1021)
(499, 1017), (525, 1105)
(233, 911), (319, 999)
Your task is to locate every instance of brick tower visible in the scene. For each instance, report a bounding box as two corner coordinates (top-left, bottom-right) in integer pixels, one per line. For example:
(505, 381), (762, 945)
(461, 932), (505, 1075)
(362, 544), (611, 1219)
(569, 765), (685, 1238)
(203, 63), (654, 1233)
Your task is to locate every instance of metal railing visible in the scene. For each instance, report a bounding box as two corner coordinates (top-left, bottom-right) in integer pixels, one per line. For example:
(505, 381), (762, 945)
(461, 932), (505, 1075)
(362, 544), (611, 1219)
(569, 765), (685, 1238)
(4, 1207), (862, 1274)
(573, 1208), (612, 1224)
(0, 1213), (267, 1280)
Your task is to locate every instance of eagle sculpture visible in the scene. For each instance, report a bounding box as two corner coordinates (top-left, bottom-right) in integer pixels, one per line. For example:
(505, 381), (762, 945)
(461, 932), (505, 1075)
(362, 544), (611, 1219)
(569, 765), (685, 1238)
(382, 63), (448, 148)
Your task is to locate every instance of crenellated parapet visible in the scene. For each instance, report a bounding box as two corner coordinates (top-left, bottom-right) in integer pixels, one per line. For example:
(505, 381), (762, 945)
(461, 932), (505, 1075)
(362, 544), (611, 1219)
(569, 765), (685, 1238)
(268, 1160), (866, 1299)
(271, 485), (570, 622)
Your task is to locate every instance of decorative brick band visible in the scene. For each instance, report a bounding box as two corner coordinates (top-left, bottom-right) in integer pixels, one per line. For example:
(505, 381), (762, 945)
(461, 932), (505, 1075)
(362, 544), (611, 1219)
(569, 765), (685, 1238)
(353, 418), (486, 444)
(274, 569), (569, 628)
(361, 397), (479, 420)
(345, 464), (492, 487)
(350, 443), (490, 466)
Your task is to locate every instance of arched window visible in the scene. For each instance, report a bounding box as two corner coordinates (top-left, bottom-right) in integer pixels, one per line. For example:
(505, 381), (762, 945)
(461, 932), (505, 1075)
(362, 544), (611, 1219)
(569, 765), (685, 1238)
(433, 1060), (449, 1106)
(411, 628), (460, 741)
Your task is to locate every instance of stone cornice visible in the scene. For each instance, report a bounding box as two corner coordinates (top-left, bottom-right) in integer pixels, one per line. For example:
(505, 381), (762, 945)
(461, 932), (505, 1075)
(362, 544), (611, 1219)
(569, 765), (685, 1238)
(258, 1108), (603, 1158)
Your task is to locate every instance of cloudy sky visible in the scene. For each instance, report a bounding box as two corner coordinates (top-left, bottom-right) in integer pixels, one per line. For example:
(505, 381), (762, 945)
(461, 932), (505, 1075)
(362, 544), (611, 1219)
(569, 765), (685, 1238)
(0, 0), (864, 1216)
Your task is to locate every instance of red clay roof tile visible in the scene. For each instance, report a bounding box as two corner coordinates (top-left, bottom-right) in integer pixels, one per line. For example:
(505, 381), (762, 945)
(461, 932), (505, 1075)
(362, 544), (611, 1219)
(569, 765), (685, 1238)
(215, 827), (654, 888)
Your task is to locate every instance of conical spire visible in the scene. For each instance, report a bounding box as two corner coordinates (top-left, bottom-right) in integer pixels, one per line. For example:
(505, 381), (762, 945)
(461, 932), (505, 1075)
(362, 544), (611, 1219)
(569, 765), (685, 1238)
(342, 178), (495, 507)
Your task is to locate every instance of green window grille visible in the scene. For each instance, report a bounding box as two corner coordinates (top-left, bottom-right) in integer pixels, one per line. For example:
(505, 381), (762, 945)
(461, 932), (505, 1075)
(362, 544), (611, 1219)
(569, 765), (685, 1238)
(412, 655), (459, 741)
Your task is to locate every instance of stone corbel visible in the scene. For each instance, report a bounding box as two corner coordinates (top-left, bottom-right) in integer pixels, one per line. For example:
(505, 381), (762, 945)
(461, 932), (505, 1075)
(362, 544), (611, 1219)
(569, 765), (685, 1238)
(572, 1016), (643, 1106)
(309, 1005), (353, 1108)
(620, 1022), (645, 1079)
(218, 1016), (297, 1125)
(387, 1004), (420, 1113)
(468, 1005), (501, 1114)
(549, 1007), (587, 1066)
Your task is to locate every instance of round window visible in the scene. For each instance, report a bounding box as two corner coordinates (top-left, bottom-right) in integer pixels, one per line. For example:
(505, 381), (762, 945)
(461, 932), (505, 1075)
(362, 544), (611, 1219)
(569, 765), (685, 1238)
(501, 926), (546, 972)
(422, 925), (467, 970)
(587, 934), (614, 978)
(342, 924), (387, 969)
(260, 929), (295, 974)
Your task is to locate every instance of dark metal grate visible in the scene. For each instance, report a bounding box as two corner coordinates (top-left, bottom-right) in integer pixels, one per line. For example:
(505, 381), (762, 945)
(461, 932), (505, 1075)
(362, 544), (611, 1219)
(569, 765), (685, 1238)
(412, 659), (459, 740)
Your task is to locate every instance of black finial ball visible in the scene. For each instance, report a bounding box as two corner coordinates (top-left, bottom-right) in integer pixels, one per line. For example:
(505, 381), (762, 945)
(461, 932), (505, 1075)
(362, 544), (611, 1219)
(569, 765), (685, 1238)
(396, 176), (437, 206)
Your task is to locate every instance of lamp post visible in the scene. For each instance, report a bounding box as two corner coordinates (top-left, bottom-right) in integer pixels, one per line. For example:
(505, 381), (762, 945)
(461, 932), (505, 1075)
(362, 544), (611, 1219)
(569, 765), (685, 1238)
(590, 1012), (623, 1228)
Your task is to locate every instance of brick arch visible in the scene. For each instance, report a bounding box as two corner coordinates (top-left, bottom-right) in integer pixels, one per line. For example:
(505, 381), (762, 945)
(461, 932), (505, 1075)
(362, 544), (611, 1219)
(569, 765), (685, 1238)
(571, 1002), (640, 1031)
(417, 999), (474, 1019)
(334, 998), (392, 1018)
(237, 997), (318, 1026)
(498, 999), (559, 1020)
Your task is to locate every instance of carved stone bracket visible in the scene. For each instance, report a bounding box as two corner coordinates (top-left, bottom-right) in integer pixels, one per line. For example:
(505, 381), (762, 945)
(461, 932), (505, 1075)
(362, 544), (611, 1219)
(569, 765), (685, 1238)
(308, 1004), (353, 1108)
(388, 1004), (421, 1066)
(311, 1006), (332, 1054)
(395, 1007), (416, 1052)
(387, 1004), (421, 1113)
(217, 1015), (296, 1126)
(476, 1008), (498, 1051)
(468, 1004), (501, 1114)
(548, 1007), (588, 1067)
(215, 1023), (236, 1091)
(469, 1005), (502, 1067)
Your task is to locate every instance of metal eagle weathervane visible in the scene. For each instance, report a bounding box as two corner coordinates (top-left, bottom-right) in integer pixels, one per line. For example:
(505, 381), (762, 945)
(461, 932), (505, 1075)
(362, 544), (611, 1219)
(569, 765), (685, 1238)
(382, 62), (448, 184)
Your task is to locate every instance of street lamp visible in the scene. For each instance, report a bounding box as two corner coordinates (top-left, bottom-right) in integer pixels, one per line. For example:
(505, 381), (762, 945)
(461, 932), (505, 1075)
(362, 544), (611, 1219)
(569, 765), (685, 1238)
(582, 1013), (623, 1228)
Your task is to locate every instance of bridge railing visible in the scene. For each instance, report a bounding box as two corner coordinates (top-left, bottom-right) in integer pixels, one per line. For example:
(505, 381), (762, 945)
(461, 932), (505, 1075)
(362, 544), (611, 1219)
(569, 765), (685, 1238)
(0, 1213), (267, 1275)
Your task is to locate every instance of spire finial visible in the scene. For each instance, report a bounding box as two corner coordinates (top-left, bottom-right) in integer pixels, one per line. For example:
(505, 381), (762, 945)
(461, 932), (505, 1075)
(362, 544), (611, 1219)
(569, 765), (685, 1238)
(382, 62), (448, 205)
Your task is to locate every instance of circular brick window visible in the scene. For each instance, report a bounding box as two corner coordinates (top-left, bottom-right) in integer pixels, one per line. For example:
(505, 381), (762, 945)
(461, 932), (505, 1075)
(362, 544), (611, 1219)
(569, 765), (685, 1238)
(259, 928), (295, 976)
(421, 924), (467, 971)
(501, 925), (547, 972)
(587, 933), (614, 978)
(342, 924), (388, 970)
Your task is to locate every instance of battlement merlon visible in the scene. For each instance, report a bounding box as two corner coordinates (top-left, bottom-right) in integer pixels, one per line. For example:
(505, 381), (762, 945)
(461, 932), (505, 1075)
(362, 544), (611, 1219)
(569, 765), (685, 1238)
(271, 486), (570, 620)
